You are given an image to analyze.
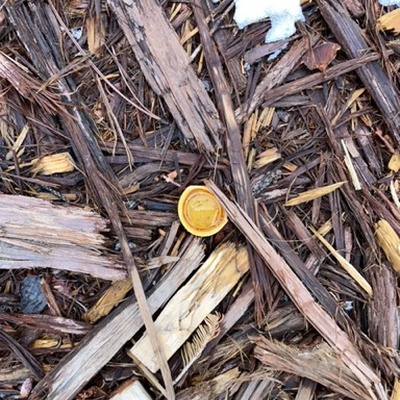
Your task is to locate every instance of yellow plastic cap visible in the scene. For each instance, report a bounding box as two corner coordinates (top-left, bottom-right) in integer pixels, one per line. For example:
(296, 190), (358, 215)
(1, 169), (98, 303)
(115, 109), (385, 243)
(178, 186), (228, 237)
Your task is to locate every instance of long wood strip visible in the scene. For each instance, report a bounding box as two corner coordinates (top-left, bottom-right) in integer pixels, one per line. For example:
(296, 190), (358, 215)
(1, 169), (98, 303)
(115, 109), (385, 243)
(205, 180), (386, 400)
(192, 0), (253, 216)
(235, 51), (382, 120)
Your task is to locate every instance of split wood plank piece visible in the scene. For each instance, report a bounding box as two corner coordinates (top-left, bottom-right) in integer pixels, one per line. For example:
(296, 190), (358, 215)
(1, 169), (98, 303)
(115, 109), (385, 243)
(130, 242), (249, 372)
(316, 0), (400, 148)
(5, 3), (175, 398)
(30, 238), (205, 400)
(0, 194), (125, 281)
(205, 180), (387, 400)
(107, 0), (222, 156)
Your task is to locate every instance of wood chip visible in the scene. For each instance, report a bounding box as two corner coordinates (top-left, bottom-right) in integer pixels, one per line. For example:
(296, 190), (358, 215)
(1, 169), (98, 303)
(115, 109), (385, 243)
(375, 219), (400, 272)
(284, 181), (346, 206)
(377, 8), (400, 34)
(31, 152), (75, 175)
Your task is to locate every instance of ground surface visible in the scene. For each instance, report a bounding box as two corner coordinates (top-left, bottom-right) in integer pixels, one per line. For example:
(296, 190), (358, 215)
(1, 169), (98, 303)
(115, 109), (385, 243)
(0, 0), (400, 399)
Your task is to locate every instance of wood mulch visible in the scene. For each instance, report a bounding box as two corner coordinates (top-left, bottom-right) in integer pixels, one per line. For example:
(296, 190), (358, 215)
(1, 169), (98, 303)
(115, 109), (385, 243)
(0, 0), (399, 399)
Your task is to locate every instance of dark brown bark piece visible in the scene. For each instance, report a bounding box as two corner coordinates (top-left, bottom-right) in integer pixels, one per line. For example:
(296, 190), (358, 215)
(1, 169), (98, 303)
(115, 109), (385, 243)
(367, 264), (399, 349)
(259, 51), (383, 109)
(301, 42), (341, 72)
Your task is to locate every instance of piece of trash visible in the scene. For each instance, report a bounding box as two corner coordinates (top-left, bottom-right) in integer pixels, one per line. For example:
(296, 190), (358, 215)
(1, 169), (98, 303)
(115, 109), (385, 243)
(233, 0), (305, 43)
(19, 275), (47, 314)
(178, 186), (227, 237)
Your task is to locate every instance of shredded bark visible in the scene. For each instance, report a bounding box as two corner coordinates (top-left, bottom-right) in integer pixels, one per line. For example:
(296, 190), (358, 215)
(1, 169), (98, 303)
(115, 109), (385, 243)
(0, 0), (400, 399)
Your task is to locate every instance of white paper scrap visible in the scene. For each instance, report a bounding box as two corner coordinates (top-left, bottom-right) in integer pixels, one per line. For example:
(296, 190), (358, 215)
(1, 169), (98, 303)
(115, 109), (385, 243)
(233, 0), (304, 43)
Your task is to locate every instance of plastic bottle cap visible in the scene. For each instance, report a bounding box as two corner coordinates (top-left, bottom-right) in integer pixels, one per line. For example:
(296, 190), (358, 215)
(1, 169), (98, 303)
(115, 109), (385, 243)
(178, 186), (228, 237)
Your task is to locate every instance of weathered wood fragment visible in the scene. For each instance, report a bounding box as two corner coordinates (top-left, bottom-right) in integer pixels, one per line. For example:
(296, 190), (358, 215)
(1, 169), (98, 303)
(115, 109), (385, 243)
(0, 194), (125, 280)
(107, 0), (222, 156)
(175, 368), (240, 400)
(234, 375), (278, 400)
(0, 365), (31, 384)
(254, 338), (371, 400)
(83, 279), (132, 324)
(130, 243), (249, 372)
(259, 52), (383, 110)
(204, 280), (254, 353)
(0, 314), (90, 335)
(110, 378), (152, 400)
(236, 36), (313, 122)
(367, 264), (399, 349)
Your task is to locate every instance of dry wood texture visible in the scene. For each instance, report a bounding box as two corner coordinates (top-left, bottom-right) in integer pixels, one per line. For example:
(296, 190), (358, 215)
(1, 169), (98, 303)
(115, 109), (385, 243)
(130, 242), (249, 372)
(107, 0), (223, 156)
(192, 0), (269, 323)
(1, 0), (400, 399)
(206, 180), (385, 400)
(30, 238), (204, 400)
(0, 194), (124, 280)
(254, 338), (371, 400)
